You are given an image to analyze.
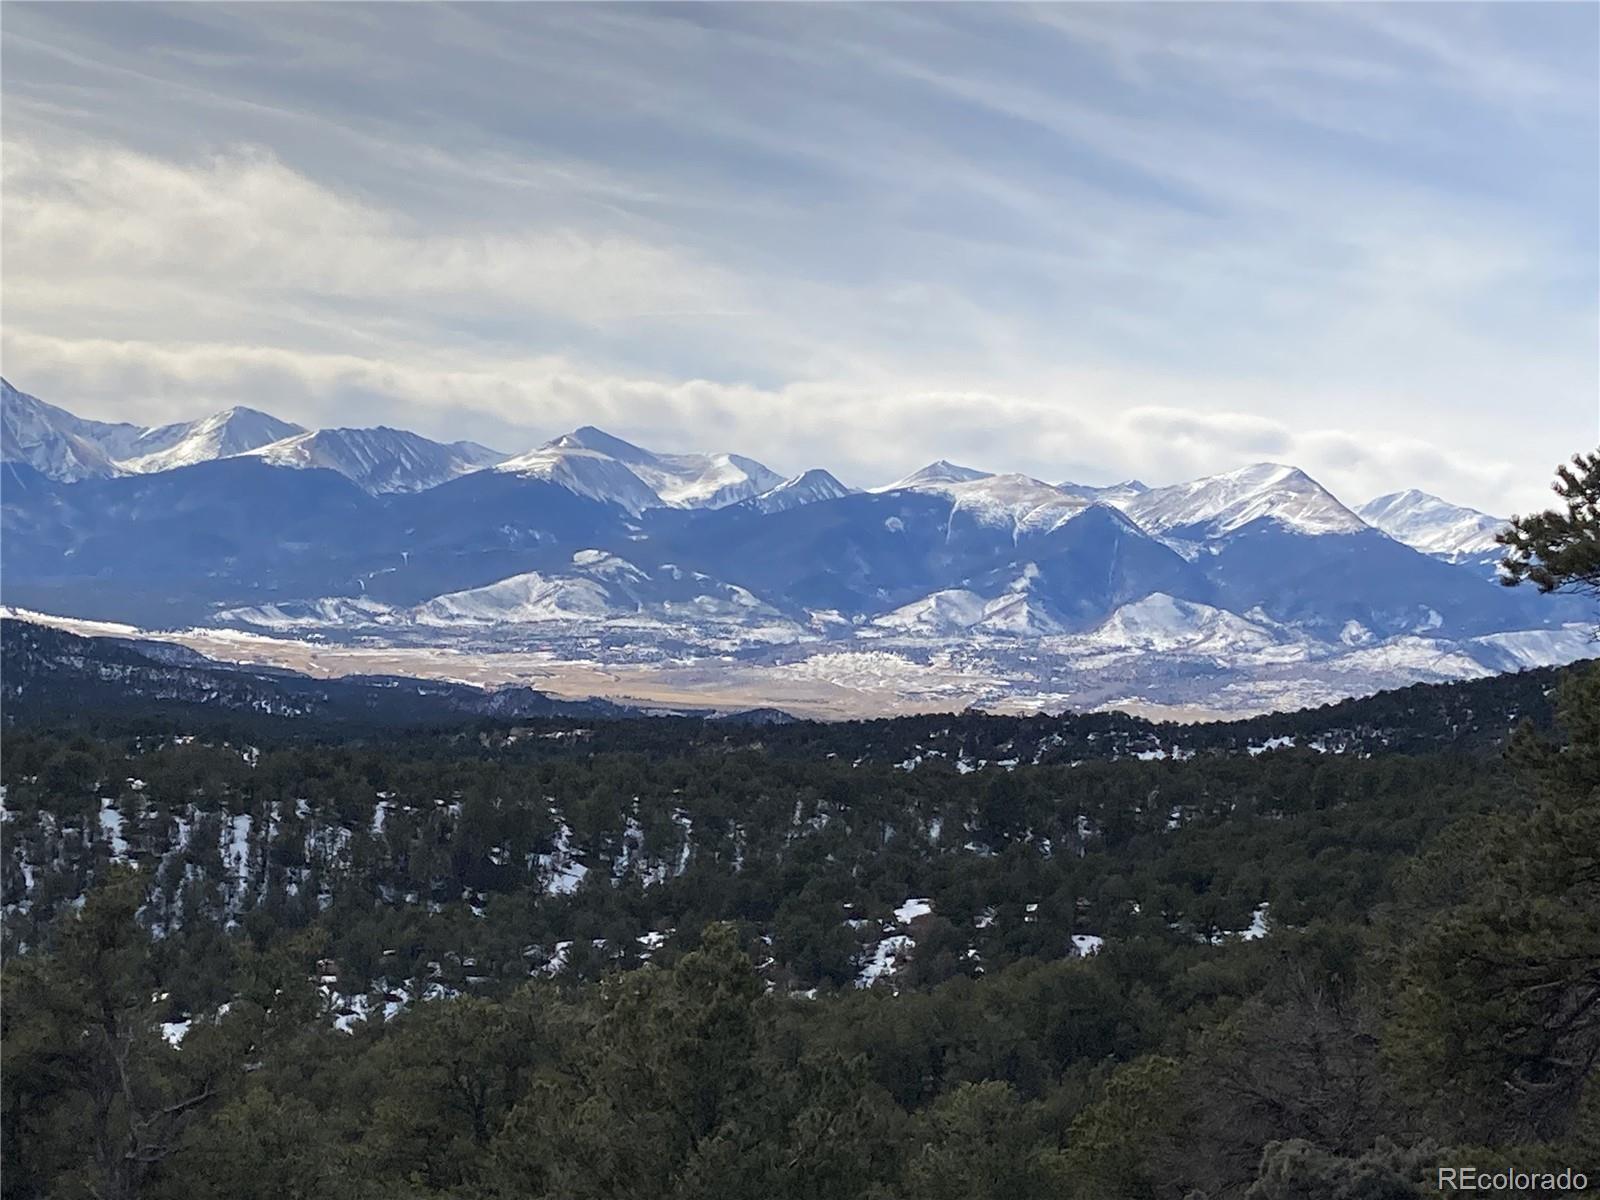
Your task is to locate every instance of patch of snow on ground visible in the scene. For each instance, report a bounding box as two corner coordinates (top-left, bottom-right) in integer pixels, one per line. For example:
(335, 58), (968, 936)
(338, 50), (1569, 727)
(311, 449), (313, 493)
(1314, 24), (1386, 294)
(537, 941), (573, 977)
(1239, 904), (1270, 941)
(894, 898), (932, 924)
(225, 814), (252, 875)
(99, 802), (130, 858)
(537, 824), (588, 895)
(159, 1019), (192, 1047)
(856, 935), (915, 988)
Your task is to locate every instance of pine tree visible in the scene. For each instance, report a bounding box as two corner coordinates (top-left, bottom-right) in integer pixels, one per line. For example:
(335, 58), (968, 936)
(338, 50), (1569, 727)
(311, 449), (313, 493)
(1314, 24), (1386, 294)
(490, 922), (766, 1199)
(1386, 667), (1600, 1144)
(2, 868), (218, 1200)
(1499, 449), (1600, 597)
(899, 1080), (1070, 1200)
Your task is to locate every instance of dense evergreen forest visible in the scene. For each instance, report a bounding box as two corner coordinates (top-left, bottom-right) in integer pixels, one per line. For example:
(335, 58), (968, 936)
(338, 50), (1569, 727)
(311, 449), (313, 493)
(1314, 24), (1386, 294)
(4, 452), (1598, 1198)
(2, 656), (1596, 1198)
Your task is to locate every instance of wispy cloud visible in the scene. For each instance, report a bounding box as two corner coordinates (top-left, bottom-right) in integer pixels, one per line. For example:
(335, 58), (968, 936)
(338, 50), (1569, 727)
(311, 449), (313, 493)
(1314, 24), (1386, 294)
(1, 2), (1593, 513)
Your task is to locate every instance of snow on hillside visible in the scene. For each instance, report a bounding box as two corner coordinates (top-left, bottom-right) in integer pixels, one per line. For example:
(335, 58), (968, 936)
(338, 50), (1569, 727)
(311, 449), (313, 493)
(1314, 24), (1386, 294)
(744, 469), (855, 514)
(873, 589), (1002, 635)
(406, 552), (800, 634)
(946, 474), (1089, 538)
(886, 468), (1087, 540)
(545, 426), (782, 508)
(872, 566), (1066, 637)
(1466, 626), (1598, 672)
(635, 451), (783, 508)
(775, 650), (1001, 697)
(1, 380), (128, 481)
(1356, 490), (1507, 561)
(973, 591), (1066, 637)
(247, 427), (503, 493)
(214, 596), (399, 629)
(1087, 593), (1288, 655)
(876, 460), (993, 492)
(119, 408), (306, 473)
(416, 571), (619, 625)
(494, 445), (665, 515)
(1121, 463), (1367, 538)
(1058, 479), (1149, 505)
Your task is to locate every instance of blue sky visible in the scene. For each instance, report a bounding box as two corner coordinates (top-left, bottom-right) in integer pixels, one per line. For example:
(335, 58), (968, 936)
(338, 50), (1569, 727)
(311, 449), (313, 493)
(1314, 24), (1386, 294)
(2, 1), (1595, 512)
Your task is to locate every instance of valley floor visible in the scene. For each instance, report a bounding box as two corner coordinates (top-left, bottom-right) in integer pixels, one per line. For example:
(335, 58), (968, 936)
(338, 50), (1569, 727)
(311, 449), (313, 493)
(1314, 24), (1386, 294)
(7, 604), (1596, 722)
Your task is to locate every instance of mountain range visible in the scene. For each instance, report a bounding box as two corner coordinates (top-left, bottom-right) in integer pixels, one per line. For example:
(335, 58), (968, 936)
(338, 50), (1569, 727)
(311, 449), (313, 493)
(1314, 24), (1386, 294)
(2, 378), (1589, 716)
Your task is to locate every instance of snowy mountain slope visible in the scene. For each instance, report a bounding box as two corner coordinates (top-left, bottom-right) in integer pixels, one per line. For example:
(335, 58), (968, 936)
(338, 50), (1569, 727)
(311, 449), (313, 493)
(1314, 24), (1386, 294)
(1086, 593), (1291, 656)
(397, 550), (800, 634)
(663, 486), (1162, 624)
(246, 427), (503, 494)
(880, 467), (1089, 544)
(0, 457), (388, 625)
(859, 505), (1212, 638)
(545, 426), (783, 508)
(962, 504), (1215, 629)
(643, 450), (783, 508)
(1120, 463), (1367, 539)
(872, 579), (1066, 638)
(875, 460), (992, 492)
(1356, 490), (1507, 562)
(740, 469), (856, 515)
(942, 474), (1089, 541)
(2, 380), (304, 480)
(3, 380), (497, 494)
(871, 588), (992, 635)
(1, 380), (129, 481)
(1199, 522), (1540, 640)
(1058, 479), (1149, 505)
(118, 407), (306, 473)
(494, 444), (665, 515)
(1465, 626), (1600, 672)
(416, 569), (619, 624)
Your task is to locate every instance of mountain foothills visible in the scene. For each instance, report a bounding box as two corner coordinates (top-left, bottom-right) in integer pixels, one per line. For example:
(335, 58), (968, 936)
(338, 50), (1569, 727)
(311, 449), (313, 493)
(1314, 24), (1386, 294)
(2, 619), (1597, 1198)
(1, 378), (1592, 717)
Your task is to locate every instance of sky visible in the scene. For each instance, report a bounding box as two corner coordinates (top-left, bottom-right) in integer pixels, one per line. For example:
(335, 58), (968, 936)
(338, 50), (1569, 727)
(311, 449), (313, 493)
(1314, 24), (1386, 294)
(2, 2), (1596, 514)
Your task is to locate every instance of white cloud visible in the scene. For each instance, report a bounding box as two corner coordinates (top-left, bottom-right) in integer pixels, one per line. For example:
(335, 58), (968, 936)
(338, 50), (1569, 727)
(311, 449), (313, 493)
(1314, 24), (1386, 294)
(3, 138), (743, 328)
(0, 4), (1592, 518)
(2, 326), (1545, 516)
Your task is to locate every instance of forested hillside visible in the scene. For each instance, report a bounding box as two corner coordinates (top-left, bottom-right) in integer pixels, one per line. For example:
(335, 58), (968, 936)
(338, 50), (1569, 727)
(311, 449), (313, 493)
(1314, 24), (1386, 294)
(3, 653), (1596, 1197)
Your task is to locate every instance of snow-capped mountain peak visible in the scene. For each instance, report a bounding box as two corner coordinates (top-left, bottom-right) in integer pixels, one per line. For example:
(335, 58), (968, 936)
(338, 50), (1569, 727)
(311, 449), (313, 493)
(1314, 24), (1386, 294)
(1, 380), (128, 481)
(1, 381), (306, 479)
(495, 444), (665, 515)
(742, 468), (855, 515)
(118, 407), (306, 474)
(1356, 490), (1507, 562)
(546, 425), (654, 464)
(541, 427), (783, 509)
(878, 460), (993, 492)
(1121, 462), (1366, 538)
